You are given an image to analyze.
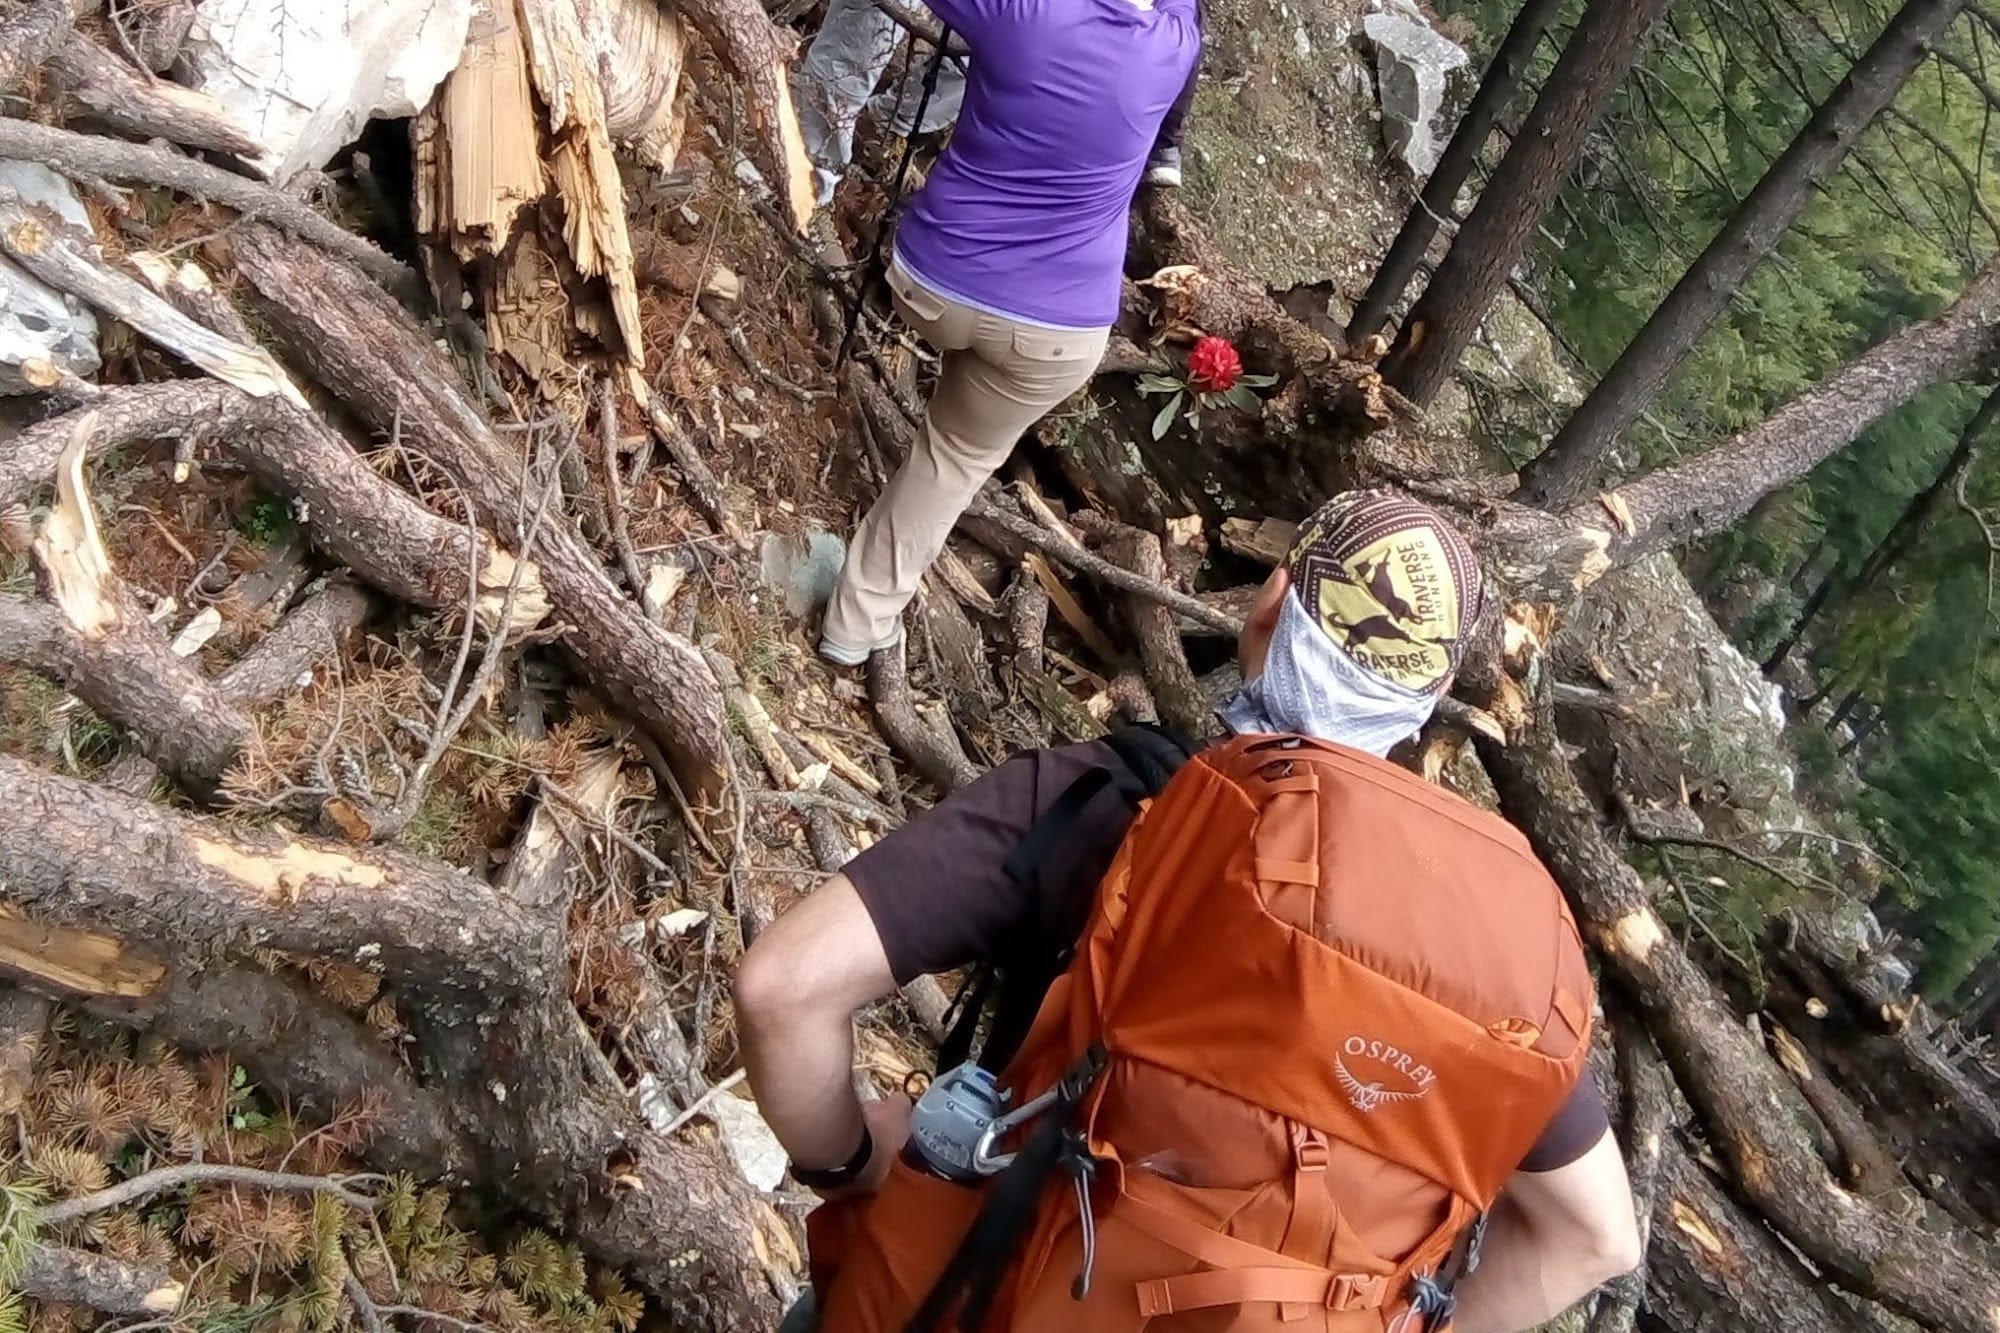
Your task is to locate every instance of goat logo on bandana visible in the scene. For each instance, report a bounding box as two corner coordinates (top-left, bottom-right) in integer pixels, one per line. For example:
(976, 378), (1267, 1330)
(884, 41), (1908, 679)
(1290, 521), (1463, 691)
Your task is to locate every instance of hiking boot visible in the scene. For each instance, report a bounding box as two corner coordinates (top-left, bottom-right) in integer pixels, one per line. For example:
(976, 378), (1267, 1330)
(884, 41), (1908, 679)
(1143, 145), (1183, 188)
(818, 622), (906, 667)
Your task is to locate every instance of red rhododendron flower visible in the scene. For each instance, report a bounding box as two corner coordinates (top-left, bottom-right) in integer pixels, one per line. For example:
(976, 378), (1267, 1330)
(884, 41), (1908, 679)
(1186, 336), (1243, 394)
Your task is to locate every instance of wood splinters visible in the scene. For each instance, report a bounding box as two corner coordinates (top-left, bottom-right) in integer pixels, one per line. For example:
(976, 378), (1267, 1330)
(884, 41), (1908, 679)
(1599, 489), (1638, 536)
(33, 411), (116, 636)
(1670, 1199), (1727, 1258)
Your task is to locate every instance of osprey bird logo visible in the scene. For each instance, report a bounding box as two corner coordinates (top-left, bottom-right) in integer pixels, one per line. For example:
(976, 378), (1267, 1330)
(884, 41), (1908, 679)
(1337, 1037), (1435, 1113)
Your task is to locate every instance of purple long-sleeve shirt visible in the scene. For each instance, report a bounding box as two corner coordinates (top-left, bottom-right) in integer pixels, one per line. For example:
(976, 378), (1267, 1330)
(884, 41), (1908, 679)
(891, 0), (1201, 330)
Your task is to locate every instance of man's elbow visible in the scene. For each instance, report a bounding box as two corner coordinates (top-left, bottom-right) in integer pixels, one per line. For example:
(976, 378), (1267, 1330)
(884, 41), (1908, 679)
(1585, 1213), (1644, 1286)
(733, 935), (799, 1037)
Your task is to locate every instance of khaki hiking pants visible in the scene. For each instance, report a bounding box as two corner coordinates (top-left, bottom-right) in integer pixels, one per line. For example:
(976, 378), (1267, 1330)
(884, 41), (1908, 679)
(821, 262), (1109, 661)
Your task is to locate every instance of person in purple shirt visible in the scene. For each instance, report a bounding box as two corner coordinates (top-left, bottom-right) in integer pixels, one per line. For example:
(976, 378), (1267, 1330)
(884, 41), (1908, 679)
(819, 0), (1203, 666)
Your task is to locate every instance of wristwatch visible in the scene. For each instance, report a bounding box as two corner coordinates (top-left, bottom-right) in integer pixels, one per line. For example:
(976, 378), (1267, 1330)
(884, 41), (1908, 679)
(789, 1124), (875, 1191)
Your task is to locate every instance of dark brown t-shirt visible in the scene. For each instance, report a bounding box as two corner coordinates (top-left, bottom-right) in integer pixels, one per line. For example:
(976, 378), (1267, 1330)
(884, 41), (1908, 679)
(846, 739), (1610, 1173)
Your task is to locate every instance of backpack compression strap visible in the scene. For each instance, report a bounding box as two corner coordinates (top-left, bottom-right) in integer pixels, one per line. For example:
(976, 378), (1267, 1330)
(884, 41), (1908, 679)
(936, 725), (1195, 1075)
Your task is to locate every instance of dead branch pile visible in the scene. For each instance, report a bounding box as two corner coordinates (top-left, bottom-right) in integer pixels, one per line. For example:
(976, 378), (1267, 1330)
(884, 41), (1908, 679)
(0, 1), (1993, 1331)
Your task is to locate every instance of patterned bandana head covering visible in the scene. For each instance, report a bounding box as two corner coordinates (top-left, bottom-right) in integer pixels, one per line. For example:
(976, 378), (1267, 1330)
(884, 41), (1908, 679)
(1283, 488), (1484, 697)
(1215, 490), (1485, 755)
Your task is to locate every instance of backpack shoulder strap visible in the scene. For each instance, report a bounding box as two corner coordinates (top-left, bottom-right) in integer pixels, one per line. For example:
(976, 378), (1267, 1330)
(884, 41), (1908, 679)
(938, 727), (1195, 1074)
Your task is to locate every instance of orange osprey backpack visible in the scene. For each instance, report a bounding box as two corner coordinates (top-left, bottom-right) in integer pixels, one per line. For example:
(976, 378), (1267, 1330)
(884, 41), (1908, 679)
(811, 731), (1595, 1333)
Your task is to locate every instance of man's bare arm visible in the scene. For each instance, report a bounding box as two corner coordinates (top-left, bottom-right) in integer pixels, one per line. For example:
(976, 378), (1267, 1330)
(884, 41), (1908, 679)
(1450, 1130), (1643, 1333)
(735, 874), (899, 1180)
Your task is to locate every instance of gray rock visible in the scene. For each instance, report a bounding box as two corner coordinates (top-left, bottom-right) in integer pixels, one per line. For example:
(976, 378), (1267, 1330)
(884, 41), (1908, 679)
(1362, 12), (1468, 177)
(0, 162), (100, 395)
(758, 528), (848, 617)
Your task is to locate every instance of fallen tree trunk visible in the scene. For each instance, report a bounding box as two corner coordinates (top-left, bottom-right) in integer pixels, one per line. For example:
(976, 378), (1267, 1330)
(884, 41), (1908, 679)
(1480, 712), (2000, 1332)
(1643, 1144), (1895, 1333)
(1765, 919), (2000, 1228)
(0, 753), (544, 990)
(0, 751), (788, 1328)
(226, 225), (733, 809)
(1486, 257), (2000, 606)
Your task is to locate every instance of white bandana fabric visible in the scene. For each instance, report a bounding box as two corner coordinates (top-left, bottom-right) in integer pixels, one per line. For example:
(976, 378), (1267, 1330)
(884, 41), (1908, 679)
(1216, 589), (1440, 757)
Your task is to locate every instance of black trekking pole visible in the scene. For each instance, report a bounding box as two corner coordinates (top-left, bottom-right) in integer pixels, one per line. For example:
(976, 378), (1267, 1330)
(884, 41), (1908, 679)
(835, 25), (955, 369)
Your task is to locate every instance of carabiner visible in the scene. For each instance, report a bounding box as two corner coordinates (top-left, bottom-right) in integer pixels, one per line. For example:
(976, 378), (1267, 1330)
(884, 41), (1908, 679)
(969, 1082), (1063, 1174)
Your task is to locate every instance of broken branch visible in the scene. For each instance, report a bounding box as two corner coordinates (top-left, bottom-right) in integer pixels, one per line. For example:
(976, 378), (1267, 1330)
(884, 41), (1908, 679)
(0, 117), (417, 293)
(965, 499), (1242, 635)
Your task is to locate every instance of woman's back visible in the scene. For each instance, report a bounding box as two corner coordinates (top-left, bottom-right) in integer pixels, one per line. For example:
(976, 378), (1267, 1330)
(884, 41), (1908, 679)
(894, 0), (1201, 329)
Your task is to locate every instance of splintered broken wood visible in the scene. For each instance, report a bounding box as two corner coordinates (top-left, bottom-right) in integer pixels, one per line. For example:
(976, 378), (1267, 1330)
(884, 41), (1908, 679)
(1220, 516), (1300, 565)
(15, 415), (252, 788)
(0, 200), (305, 405)
(0, 903), (166, 999)
(515, 0), (646, 365)
(1023, 553), (1119, 664)
(416, 0), (542, 262)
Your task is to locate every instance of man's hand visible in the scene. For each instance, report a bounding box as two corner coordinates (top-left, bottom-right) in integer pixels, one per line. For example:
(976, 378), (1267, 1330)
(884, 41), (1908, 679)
(850, 1093), (914, 1195)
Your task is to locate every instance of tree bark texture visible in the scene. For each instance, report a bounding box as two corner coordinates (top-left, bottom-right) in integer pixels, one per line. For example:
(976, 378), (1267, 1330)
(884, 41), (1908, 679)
(19, 1245), (183, 1316)
(1642, 1145), (1897, 1333)
(0, 0), (79, 96)
(47, 33), (260, 155)
(0, 591), (248, 791)
(1347, 0), (1566, 343)
(1479, 715), (2000, 1332)
(1765, 922), (2000, 1228)
(1517, 0), (1966, 507)
(212, 577), (379, 707)
(1099, 523), (1214, 740)
(224, 225), (733, 808)
(1381, 0), (1677, 405)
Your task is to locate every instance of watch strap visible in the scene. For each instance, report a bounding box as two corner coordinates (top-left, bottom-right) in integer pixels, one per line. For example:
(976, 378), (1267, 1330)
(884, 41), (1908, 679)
(790, 1123), (875, 1191)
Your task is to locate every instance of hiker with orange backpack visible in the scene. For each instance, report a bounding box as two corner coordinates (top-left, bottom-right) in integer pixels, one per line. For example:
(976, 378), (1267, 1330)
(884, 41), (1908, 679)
(741, 490), (1642, 1332)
